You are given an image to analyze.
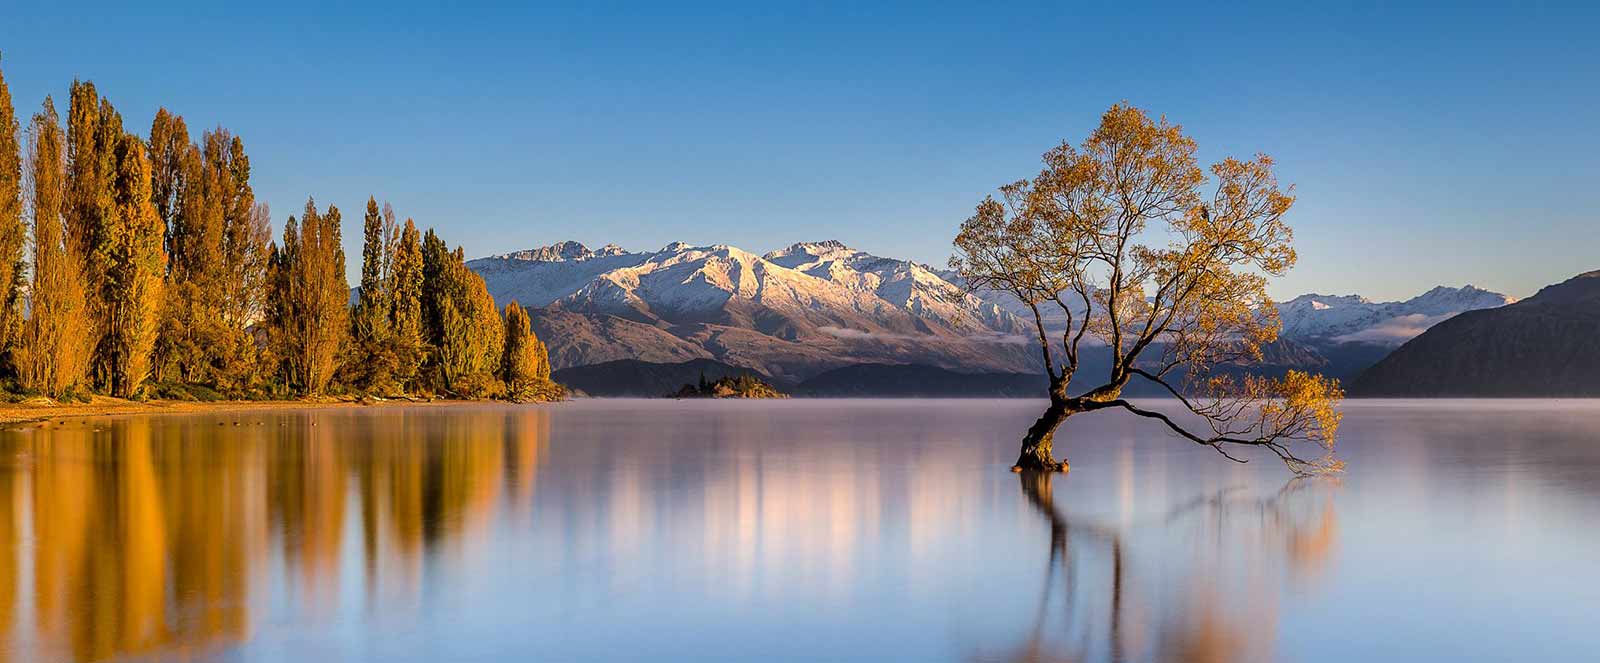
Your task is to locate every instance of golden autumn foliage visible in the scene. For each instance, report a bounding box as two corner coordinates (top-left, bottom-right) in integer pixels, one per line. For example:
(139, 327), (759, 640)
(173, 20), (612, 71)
(501, 301), (560, 402)
(149, 112), (268, 390)
(421, 230), (504, 397)
(267, 200), (348, 396)
(0, 54), (26, 353)
(97, 133), (166, 397)
(388, 219), (427, 390)
(16, 98), (95, 397)
(3, 65), (557, 401)
(952, 104), (1342, 474)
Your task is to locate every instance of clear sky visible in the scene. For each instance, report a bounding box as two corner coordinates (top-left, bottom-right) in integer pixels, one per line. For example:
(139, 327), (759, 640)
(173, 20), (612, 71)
(2, 1), (1597, 301)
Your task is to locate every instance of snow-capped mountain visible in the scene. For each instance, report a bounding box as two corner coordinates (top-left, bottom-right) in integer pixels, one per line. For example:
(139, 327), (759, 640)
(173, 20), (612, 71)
(946, 275), (1512, 348)
(468, 241), (1034, 380)
(468, 239), (1515, 382)
(1276, 286), (1514, 345)
(764, 241), (1022, 334)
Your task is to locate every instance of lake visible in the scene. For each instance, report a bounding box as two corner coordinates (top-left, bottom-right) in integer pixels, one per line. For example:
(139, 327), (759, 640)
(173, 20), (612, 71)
(0, 398), (1595, 662)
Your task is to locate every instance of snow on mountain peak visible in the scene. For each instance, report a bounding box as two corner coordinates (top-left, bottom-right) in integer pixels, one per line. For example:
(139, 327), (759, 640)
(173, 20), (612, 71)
(490, 241), (601, 263)
(467, 238), (1029, 343)
(771, 239), (853, 256)
(1278, 284), (1513, 345)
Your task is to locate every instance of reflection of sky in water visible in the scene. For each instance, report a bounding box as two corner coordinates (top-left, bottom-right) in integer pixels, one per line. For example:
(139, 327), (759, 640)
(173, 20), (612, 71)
(0, 399), (1594, 661)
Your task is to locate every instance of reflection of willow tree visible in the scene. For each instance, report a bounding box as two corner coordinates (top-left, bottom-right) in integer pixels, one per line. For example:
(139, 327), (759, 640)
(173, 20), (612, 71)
(978, 472), (1338, 663)
(0, 406), (549, 662)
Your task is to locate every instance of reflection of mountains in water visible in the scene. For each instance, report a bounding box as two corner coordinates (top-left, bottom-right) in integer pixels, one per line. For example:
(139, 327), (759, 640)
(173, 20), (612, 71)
(0, 408), (549, 663)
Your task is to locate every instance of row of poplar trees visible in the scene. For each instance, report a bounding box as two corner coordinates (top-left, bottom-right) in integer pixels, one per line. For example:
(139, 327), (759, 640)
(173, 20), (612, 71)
(0, 57), (558, 401)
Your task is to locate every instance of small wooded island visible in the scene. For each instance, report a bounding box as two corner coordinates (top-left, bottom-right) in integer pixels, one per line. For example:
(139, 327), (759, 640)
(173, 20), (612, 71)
(671, 375), (787, 399)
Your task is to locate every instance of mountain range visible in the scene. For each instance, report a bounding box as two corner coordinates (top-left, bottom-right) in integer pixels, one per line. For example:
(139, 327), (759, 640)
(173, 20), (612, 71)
(469, 240), (1036, 382)
(468, 239), (1519, 390)
(1352, 271), (1600, 396)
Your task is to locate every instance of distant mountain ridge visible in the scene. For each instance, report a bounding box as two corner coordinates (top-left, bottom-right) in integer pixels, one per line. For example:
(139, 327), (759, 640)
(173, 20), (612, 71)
(1352, 270), (1600, 396)
(469, 239), (1515, 386)
(470, 240), (1036, 382)
(1276, 286), (1514, 345)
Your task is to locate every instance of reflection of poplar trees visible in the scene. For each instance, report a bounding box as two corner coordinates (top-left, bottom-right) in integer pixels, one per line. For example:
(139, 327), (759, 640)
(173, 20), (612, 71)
(0, 406), (550, 662)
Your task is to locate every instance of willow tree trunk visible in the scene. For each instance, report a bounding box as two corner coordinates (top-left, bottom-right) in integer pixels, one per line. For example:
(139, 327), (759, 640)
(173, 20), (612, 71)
(1014, 399), (1074, 472)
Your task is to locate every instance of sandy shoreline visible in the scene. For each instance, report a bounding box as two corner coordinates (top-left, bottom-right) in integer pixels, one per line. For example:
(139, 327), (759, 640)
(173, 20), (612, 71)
(0, 396), (476, 428)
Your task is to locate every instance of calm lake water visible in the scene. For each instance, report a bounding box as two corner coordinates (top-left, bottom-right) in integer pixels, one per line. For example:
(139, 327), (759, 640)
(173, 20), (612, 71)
(0, 399), (1595, 662)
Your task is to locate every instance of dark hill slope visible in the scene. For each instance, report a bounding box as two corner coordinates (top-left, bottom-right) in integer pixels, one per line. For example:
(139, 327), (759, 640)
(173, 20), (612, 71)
(794, 364), (1048, 397)
(1352, 271), (1600, 396)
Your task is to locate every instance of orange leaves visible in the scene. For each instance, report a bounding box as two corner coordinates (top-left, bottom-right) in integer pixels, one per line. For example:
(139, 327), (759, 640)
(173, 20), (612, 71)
(953, 103), (1345, 473)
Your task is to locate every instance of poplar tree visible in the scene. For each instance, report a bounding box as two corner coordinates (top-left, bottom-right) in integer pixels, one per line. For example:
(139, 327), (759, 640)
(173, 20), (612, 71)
(210, 135), (268, 391)
(388, 218), (425, 391)
(98, 133), (166, 397)
(268, 199), (347, 395)
(147, 108), (192, 263)
(421, 230), (502, 396)
(149, 110), (218, 383)
(16, 99), (94, 396)
(501, 301), (557, 401)
(0, 54), (26, 359)
(66, 81), (141, 392)
(66, 83), (117, 296)
(215, 131), (266, 331)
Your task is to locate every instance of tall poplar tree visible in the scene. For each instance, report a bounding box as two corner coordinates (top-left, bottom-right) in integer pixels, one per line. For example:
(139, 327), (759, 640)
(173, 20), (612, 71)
(16, 99), (94, 396)
(66, 81), (138, 392)
(214, 131), (266, 331)
(149, 110), (218, 383)
(98, 133), (166, 397)
(421, 230), (502, 396)
(268, 199), (347, 395)
(147, 108), (193, 263)
(388, 218), (425, 391)
(501, 301), (557, 401)
(0, 54), (27, 359)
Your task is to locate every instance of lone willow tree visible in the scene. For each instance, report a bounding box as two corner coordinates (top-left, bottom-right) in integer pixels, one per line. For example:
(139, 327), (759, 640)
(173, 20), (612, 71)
(952, 104), (1343, 475)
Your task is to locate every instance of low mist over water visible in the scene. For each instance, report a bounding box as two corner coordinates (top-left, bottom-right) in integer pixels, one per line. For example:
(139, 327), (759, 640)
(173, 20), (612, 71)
(0, 400), (1595, 661)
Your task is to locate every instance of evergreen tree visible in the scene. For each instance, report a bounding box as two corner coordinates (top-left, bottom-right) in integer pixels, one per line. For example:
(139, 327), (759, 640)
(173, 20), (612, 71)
(0, 54), (27, 361)
(347, 196), (399, 393)
(16, 98), (94, 397)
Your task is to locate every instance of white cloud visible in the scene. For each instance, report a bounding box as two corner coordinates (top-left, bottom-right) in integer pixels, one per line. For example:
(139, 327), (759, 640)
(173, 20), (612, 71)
(1330, 313), (1457, 344)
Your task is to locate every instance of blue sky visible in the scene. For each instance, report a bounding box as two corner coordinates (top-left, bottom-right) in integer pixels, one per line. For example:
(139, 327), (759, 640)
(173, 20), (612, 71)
(3, 1), (1597, 300)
